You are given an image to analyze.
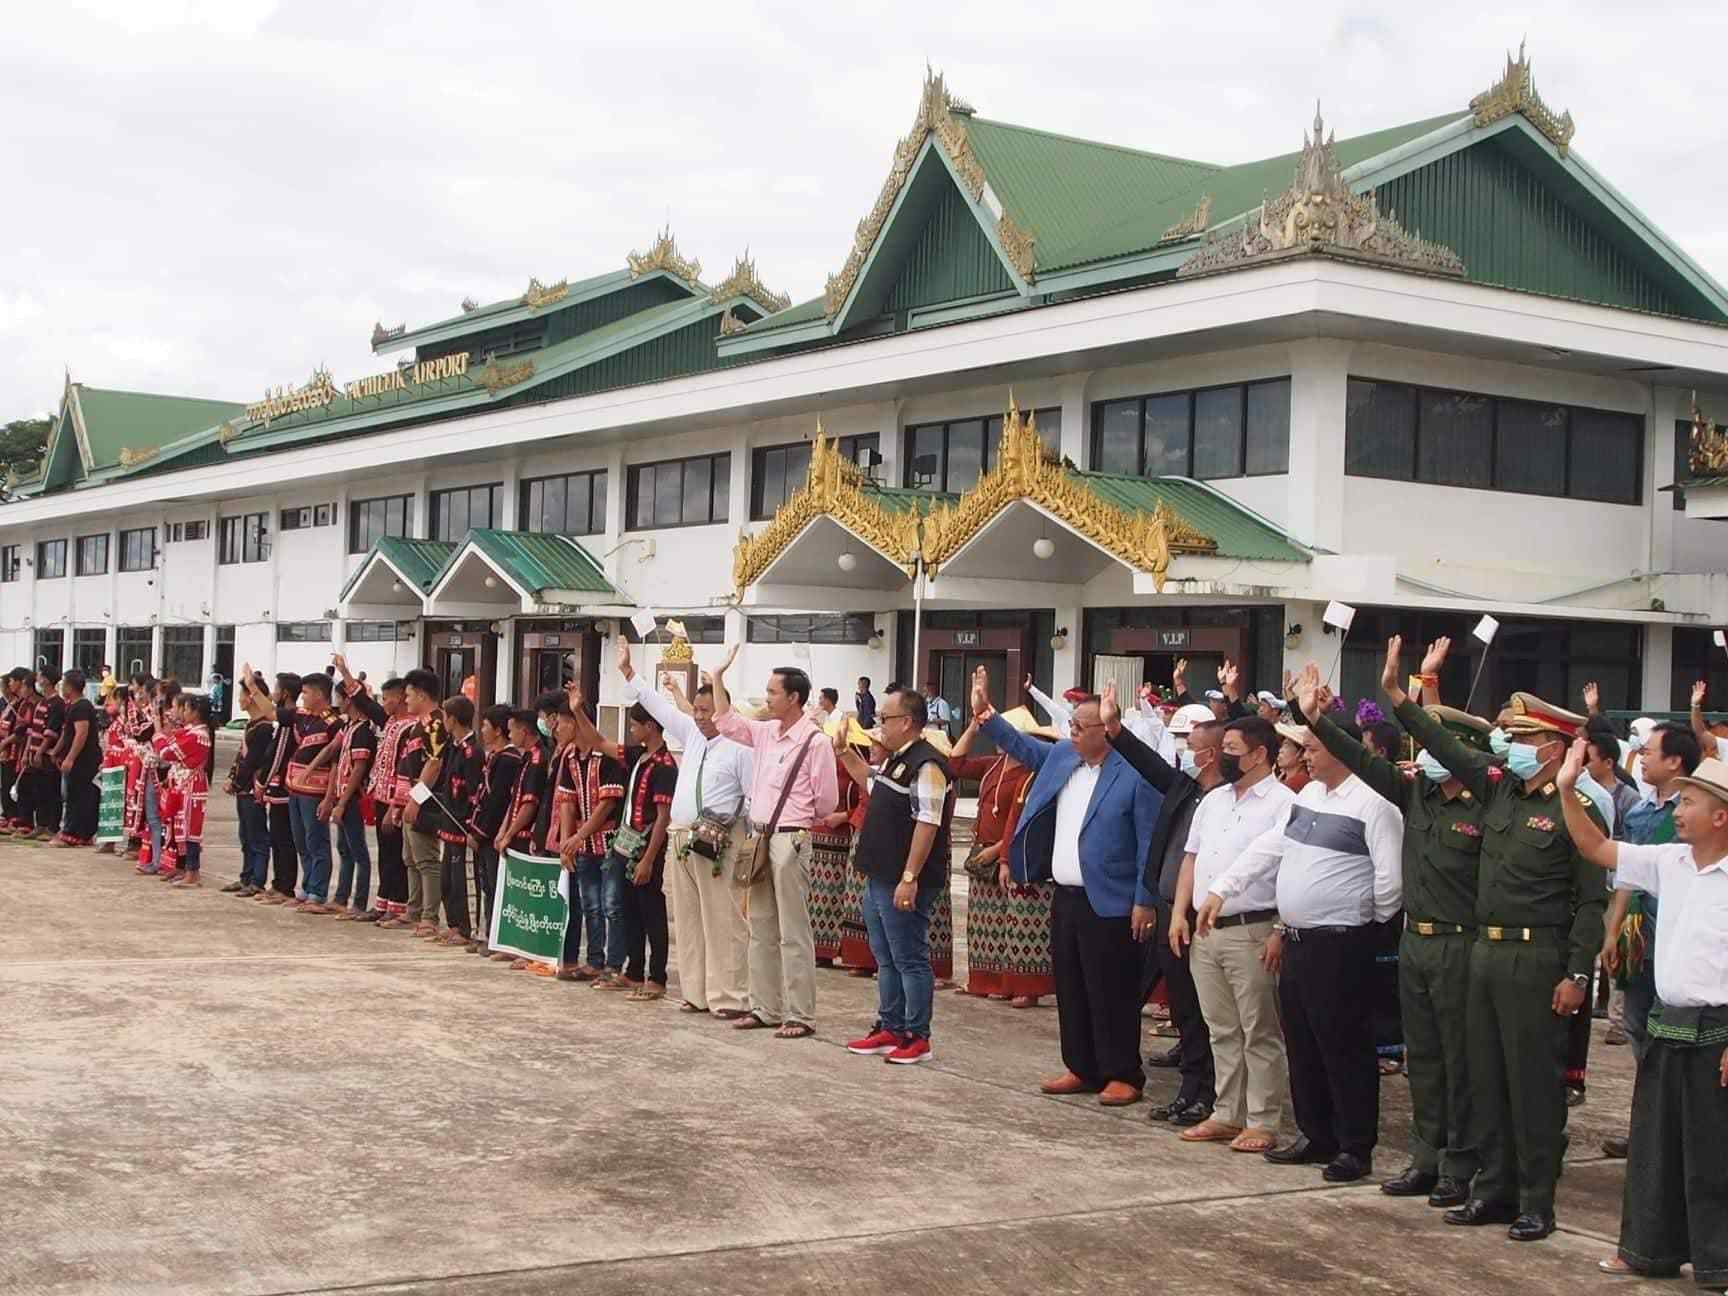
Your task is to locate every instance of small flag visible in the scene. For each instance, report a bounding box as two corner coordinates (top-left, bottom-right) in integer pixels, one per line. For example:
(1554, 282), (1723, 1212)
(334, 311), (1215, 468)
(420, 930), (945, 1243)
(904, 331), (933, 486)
(1473, 615), (1500, 645)
(1714, 629), (1726, 649)
(630, 608), (658, 638)
(409, 783), (433, 806)
(665, 618), (690, 640)
(791, 641), (811, 663)
(1322, 601), (1356, 632)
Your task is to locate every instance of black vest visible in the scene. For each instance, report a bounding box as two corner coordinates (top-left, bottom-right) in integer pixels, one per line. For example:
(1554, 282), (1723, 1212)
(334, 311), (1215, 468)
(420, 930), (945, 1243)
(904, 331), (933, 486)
(855, 738), (953, 887)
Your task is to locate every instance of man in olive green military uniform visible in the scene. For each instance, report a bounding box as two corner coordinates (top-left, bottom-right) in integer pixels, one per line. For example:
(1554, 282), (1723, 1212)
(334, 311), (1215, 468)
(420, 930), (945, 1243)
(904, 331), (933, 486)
(1383, 637), (1606, 1242)
(1296, 640), (1485, 1209)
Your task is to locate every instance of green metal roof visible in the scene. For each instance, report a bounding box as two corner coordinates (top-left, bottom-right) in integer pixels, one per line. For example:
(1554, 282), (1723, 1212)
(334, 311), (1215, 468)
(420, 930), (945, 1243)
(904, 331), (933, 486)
(1076, 472), (1310, 562)
(460, 529), (616, 597)
(73, 386), (246, 470)
(339, 536), (460, 600)
(866, 483), (954, 514)
(382, 267), (639, 353)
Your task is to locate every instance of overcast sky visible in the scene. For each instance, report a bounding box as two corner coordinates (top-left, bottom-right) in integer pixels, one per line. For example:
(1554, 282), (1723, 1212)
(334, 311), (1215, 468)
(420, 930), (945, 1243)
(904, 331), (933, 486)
(4, 0), (1726, 420)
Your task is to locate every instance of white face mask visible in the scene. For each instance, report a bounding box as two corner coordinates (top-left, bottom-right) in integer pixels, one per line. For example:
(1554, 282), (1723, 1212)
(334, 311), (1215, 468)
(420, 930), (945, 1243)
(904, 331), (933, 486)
(1415, 750), (1450, 783)
(1178, 749), (1199, 775)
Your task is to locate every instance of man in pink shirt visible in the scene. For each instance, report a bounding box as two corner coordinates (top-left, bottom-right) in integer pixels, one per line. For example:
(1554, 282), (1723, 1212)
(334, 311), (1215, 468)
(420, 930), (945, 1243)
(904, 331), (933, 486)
(712, 647), (839, 1039)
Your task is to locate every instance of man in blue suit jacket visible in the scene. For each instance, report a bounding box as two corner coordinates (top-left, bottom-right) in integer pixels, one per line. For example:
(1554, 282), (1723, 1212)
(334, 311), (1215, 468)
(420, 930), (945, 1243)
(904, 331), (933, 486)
(977, 675), (1162, 1103)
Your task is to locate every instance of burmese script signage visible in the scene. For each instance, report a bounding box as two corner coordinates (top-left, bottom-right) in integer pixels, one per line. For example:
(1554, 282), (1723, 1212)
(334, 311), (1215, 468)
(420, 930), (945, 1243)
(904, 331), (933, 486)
(487, 849), (569, 965)
(245, 352), (471, 423)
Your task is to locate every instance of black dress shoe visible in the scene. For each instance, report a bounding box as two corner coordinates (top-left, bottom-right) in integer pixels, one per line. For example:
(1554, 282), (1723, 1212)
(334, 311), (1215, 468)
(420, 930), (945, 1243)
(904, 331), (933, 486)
(1601, 1135), (1628, 1159)
(1508, 1212), (1556, 1242)
(1322, 1153), (1371, 1183)
(221, 881), (245, 893)
(1145, 1100), (1180, 1122)
(1444, 1199), (1518, 1227)
(1566, 1086), (1586, 1108)
(1146, 1046), (1182, 1069)
(1168, 1100), (1211, 1127)
(1427, 1176), (1468, 1208)
(1264, 1136), (1336, 1166)
(1381, 1165), (1438, 1197)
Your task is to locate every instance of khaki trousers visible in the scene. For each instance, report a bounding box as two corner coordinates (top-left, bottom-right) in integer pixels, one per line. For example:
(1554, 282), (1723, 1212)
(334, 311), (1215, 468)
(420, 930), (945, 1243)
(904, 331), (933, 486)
(745, 829), (816, 1026)
(668, 823), (750, 1013)
(1191, 918), (1288, 1130)
(404, 827), (443, 924)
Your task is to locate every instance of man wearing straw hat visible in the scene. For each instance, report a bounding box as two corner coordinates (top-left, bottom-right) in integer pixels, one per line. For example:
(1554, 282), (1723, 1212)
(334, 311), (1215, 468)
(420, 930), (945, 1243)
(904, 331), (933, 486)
(1383, 638), (1606, 1243)
(1557, 740), (1728, 1290)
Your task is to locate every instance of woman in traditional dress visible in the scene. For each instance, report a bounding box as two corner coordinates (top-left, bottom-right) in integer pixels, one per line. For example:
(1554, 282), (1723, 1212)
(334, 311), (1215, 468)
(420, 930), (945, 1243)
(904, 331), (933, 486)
(152, 693), (213, 887)
(124, 679), (157, 863)
(949, 709), (1054, 1007)
(94, 686), (131, 853)
(809, 741), (862, 965)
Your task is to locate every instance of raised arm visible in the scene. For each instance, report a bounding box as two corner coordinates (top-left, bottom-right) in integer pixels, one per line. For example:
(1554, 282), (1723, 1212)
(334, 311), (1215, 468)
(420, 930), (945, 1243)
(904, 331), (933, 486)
(565, 683), (625, 762)
(618, 638), (698, 747)
(1382, 636), (1490, 799)
(708, 642), (740, 719)
(1103, 682), (1181, 794)
(1298, 663), (1406, 808)
(1692, 680), (1720, 756)
(1025, 676), (1073, 738)
(1556, 739), (1618, 871)
(973, 666), (1051, 772)
(950, 713), (982, 759)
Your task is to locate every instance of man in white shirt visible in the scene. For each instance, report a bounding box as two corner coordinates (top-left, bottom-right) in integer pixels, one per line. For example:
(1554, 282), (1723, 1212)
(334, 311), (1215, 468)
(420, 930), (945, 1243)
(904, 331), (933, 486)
(1169, 716), (1296, 1152)
(1199, 725), (1404, 1184)
(618, 640), (755, 1017)
(1558, 744), (1728, 1289)
(922, 681), (955, 736)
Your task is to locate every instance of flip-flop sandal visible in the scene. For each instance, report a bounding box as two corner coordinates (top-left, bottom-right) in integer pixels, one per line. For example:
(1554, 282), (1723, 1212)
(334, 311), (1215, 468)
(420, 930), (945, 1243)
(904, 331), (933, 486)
(712, 1009), (749, 1020)
(1230, 1132), (1277, 1153)
(732, 1013), (776, 1030)
(627, 988), (665, 1002)
(774, 1022), (815, 1040)
(678, 1002), (709, 1013)
(1178, 1121), (1244, 1143)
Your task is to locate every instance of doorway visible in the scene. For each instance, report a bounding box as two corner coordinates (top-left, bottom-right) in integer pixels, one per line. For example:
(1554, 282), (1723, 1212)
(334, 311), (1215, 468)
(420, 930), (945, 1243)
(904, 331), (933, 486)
(935, 649), (1006, 735)
(516, 623), (601, 711)
(423, 622), (499, 710)
(213, 630), (236, 724)
(435, 645), (478, 707)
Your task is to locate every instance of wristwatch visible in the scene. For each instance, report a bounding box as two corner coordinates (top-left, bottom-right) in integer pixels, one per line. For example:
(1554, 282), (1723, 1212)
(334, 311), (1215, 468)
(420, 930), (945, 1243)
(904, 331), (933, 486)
(1568, 973), (1590, 991)
(900, 870), (918, 884)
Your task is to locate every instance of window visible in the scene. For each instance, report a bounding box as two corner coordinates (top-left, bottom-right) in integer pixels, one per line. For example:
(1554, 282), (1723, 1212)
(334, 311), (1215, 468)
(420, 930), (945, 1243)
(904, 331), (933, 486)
(280, 503), (335, 531)
(72, 628), (106, 676)
(218, 513), (270, 565)
(520, 469), (607, 535)
(430, 483), (501, 541)
(345, 621), (398, 642)
(116, 626), (152, 676)
(74, 534), (110, 576)
(36, 539), (67, 579)
(33, 629), (63, 674)
(1344, 377), (1643, 504)
(627, 453), (730, 529)
(119, 527), (157, 572)
(624, 615), (726, 645)
(905, 410), (1061, 493)
(161, 626), (204, 683)
(750, 434), (882, 519)
(277, 622), (333, 642)
(349, 494), (413, 554)
(167, 520), (209, 543)
(0, 546), (20, 582)
(1088, 381), (1287, 480)
(746, 613), (875, 645)
(1673, 627), (1728, 710)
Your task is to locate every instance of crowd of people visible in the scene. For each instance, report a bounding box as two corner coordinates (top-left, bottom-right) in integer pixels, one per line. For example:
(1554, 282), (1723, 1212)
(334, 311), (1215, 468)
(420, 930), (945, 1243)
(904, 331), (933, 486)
(4, 632), (1723, 1288)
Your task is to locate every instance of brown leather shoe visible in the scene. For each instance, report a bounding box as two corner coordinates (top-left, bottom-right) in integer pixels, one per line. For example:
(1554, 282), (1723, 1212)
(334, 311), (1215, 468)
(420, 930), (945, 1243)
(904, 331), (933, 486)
(1098, 1081), (1143, 1107)
(1039, 1071), (1099, 1096)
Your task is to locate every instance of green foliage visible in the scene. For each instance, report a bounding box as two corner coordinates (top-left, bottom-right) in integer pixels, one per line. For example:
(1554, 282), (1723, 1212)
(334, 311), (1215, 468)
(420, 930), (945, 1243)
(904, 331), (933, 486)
(0, 417), (50, 478)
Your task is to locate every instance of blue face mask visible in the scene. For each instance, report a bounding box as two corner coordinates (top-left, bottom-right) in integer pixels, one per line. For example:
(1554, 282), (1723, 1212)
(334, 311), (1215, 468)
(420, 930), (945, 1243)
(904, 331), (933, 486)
(1178, 749), (1199, 775)
(1504, 741), (1547, 780)
(1416, 750), (1450, 783)
(1489, 727), (1511, 757)
(537, 717), (552, 738)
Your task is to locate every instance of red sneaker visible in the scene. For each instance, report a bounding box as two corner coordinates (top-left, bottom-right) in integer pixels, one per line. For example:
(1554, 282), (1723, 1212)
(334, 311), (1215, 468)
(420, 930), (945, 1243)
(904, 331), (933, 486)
(846, 1028), (901, 1056)
(886, 1036), (932, 1066)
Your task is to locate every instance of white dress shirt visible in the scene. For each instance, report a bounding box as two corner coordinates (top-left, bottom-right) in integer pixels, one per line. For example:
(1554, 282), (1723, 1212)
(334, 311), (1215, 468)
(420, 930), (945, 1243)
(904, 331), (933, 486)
(1184, 774), (1296, 917)
(624, 678), (753, 829)
(1614, 842), (1728, 1008)
(1050, 761), (1101, 886)
(1028, 682), (1073, 740)
(1210, 774), (1404, 928)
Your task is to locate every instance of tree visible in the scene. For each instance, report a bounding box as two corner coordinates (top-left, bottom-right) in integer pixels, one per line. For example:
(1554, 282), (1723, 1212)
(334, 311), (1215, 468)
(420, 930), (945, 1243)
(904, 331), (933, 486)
(0, 417), (51, 478)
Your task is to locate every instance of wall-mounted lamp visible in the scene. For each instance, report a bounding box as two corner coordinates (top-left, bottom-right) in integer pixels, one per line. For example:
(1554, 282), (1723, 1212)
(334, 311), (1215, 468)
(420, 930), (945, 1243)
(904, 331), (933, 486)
(1284, 622), (1303, 646)
(1050, 626), (1070, 653)
(837, 552), (858, 573)
(1033, 537), (1055, 560)
(484, 575), (498, 589)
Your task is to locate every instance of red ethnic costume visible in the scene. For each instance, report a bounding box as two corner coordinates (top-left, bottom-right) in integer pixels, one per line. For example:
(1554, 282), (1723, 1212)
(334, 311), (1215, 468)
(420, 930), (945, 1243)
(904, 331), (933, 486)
(152, 722), (211, 874)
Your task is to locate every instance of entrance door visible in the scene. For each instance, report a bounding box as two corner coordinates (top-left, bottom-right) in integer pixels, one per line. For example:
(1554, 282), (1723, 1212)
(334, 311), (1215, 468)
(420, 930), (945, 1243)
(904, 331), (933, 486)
(936, 649), (1006, 731)
(212, 636), (236, 724)
(436, 646), (477, 706)
(527, 647), (574, 699)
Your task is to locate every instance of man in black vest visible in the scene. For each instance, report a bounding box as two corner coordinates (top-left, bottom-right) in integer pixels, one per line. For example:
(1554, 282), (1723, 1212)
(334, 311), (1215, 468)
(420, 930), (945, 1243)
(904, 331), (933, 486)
(839, 689), (954, 1066)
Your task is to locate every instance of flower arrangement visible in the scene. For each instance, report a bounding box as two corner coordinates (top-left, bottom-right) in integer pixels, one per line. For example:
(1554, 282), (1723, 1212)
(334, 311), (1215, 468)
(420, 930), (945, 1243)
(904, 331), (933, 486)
(1355, 699), (1387, 729)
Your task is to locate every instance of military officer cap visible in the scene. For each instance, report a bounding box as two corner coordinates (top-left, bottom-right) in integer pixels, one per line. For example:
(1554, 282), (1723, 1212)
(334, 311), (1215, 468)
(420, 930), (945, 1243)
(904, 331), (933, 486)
(1424, 704), (1493, 753)
(1504, 691), (1588, 739)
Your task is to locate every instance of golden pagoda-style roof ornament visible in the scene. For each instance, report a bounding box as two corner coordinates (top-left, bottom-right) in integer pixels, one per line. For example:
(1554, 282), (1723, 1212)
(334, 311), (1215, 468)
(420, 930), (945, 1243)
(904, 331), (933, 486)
(1470, 40), (1576, 155)
(710, 252), (792, 314)
(1688, 392), (1728, 477)
(460, 296), (479, 313)
(822, 67), (1034, 318)
(717, 307), (752, 336)
(371, 321), (407, 347)
(732, 426), (921, 594)
(921, 399), (1216, 592)
(627, 226), (703, 286)
(1178, 106), (1464, 280)
(520, 277), (569, 310)
(1158, 194), (1214, 244)
(117, 445), (160, 468)
(473, 357), (536, 394)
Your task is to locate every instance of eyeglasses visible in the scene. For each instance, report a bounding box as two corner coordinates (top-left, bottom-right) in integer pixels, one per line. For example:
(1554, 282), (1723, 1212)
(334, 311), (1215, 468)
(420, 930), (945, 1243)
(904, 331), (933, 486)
(879, 710), (911, 722)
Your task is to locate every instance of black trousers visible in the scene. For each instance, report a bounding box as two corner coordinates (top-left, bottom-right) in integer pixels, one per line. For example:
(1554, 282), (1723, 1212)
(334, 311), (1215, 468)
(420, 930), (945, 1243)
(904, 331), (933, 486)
(375, 822), (407, 904)
(1565, 984), (1593, 1091)
(1371, 915), (1404, 1060)
(474, 842), (499, 939)
(1, 759), (17, 821)
(63, 769), (100, 840)
(1143, 902), (1216, 1107)
(620, 858), (669, 985)
(1280, 925), (1380, 1159)
(27, 768), (62, 833)
(441, 841), (470, 935)
(1052, 885), (1146, 1090)
(267, 801), (297, 895)
(1618, 1037), (1728, 1285)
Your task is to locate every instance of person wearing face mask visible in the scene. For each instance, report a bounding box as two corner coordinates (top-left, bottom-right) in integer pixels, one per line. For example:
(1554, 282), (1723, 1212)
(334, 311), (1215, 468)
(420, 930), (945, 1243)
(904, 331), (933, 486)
(1384, 638), (1607, 1243)
(1299, 637), (1488, 1209)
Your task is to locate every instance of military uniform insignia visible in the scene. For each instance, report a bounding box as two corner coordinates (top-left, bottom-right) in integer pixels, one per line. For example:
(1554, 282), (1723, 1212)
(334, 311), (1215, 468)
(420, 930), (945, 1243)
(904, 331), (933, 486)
(1452, 821), (1482, 837)
(1460, 789), (1474, 802)
(1486, 766), (1504, 784)
(1540, 782), (1556, 796)
(1574, 791), (1595, 809)
(1525, 815), (1556, 832)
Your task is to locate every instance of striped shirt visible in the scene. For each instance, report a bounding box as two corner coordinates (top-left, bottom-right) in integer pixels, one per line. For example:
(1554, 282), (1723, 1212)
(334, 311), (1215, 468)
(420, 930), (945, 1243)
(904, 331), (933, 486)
(1208, 773), (1404, 928)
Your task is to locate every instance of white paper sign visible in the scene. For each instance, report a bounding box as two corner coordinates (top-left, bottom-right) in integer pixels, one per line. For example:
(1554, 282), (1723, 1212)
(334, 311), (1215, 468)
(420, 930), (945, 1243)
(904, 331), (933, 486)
(791, 640), (812, 663)
(1714, 629), (1726, 649)
(1473, 614), (1500, 645)
(630, 608), (658, 639)
(1322, 600), (1356, 632)
(558, 870), (570, 902)
(409, 782), (433, 805)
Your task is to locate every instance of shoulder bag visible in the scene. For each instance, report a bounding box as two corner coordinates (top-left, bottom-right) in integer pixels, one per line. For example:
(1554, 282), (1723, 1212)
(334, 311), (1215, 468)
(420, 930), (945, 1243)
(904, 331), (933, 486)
(732, 733), (817, 888)
(609, 753), (653, 864)
(688, 744), (737, 870)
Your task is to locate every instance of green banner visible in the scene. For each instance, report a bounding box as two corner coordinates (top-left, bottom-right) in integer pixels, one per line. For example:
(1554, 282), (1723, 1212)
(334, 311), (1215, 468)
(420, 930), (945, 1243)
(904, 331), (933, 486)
(96, 766), (127, 844)
(488, 849), (569, 965)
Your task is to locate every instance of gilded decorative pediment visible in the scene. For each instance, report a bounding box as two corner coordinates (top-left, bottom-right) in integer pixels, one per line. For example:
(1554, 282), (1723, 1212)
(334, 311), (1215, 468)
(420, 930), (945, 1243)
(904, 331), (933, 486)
(627, 226), (703, 286)
(710, 252), (791, 314)
(1470, 41), (1576, 155)
(822, 67), (1034, 318)
(371, 321), (406, 346)
(473, 357), (536, 393)
(1688, 394), (1728, 477)
(1158, 194), (1213, 244)
(520, 277), (569, 310)
(1178, 106), (1464, 280)
(921, 400), (1215, 592)
(117, 445), (159, 468)
(718, 308), (751, 336)
(732, 429), (921, 593)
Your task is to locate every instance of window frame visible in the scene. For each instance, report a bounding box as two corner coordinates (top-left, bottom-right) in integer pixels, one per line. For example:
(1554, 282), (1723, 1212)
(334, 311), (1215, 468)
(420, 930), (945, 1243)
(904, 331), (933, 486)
(118, 527), (157, 573)
(1, 544), (21, 582)
(428, 482), (503, 542)
(35, 539), (67, 580)
(167, 519), (210, 544)
(751, 434), (881, 519)
(625, 452), (731, 530)
(1087, 380), (1289, 481)
(218, 512), (270, 566)
(903, 409), (1061, 493)
(348, 494), (414, 555)
(344, 621), (398, 643)
(74, 533), (110, 577)
(275, 622), (334, 643)
(745, 613), (876, 645)
(519, 468), (608, 536)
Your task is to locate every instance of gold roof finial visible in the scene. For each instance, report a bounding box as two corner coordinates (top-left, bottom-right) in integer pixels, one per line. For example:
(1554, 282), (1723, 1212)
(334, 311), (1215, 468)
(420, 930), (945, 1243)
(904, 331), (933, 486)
(1469, 39), (1576, 154)
(627, 226), (703, 285)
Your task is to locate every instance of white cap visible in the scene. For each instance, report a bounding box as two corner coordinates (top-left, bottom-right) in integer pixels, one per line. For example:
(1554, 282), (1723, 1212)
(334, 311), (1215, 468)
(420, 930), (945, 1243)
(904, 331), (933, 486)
(1204, 688), (1227, 702)
(1169, 703), (1216, 735)
(1628, 716), (1657, 745)
(1255, 690), (1284, 708)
